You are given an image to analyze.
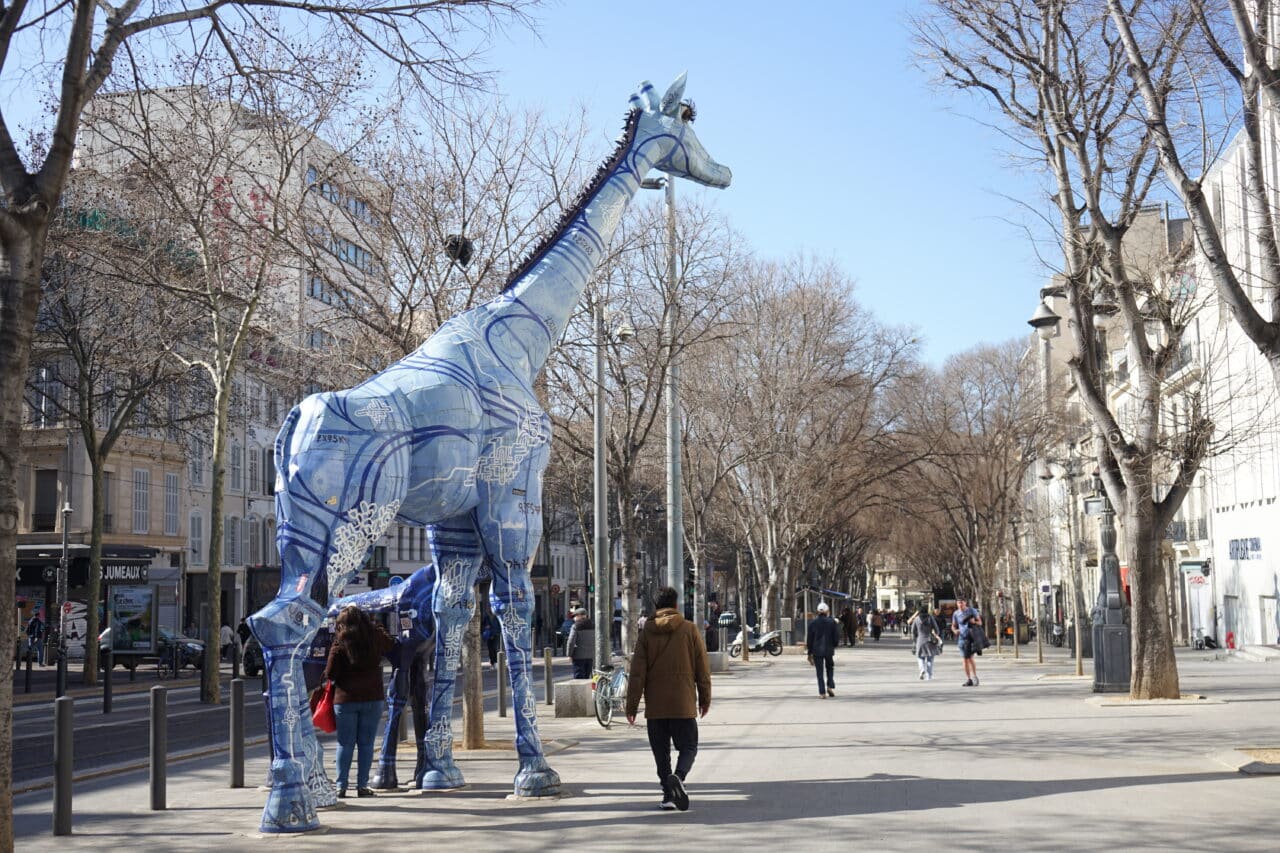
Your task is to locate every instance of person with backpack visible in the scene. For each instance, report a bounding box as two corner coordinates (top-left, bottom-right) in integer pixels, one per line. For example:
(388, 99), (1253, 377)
(951, 598), (985, 686)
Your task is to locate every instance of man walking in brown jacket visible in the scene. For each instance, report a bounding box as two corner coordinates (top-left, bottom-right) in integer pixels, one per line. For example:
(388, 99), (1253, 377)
(625, 586), (711, 812)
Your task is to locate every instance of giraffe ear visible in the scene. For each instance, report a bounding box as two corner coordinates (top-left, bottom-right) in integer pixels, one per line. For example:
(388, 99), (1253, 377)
(660, 72), (688, 117)
(630, 80), (660, 113)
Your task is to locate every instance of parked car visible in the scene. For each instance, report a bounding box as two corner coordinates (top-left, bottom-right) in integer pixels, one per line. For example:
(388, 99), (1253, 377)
(98, 626), (205, 672)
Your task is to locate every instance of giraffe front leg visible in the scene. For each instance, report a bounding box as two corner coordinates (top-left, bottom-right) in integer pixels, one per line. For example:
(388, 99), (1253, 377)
(250, 597), (331, 833)
(420, 521), (482, 790)
(491, 559), (561, 797)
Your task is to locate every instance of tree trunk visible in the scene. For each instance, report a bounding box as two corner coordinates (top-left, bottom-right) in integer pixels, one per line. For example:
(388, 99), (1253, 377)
(1124, 503), (1180, 699)
(1, 230), (48, 853)
(461, 592), (484, 749)
(201, 381), (232, 704)
(81, 453), (105, 684)
(760, 577), (779, 633)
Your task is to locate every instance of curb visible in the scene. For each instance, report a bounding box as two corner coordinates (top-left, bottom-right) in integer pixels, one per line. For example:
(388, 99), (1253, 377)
(14, 735), (271, 796)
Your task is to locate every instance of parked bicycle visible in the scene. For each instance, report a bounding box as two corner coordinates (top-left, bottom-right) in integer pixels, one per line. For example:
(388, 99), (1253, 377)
(592, 664), (628, 728)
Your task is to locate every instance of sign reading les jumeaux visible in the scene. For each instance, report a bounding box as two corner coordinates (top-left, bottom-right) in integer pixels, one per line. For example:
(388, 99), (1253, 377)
(101, 563), (149, 583)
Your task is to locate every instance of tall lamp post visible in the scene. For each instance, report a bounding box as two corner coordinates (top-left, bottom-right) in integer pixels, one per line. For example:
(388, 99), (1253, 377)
(56, 500), (72, 698)
(1084, 474), (1132, 692)
(593, 297), (634, 669)
(640, 176), (684, 616)
(1028, 294), (1130, 692)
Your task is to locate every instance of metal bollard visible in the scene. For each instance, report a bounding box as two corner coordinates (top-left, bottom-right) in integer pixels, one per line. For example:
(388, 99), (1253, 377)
(53, 696), (73, 835)
(24, 648), (33, 694)
(497, 650), (508, 717)
(232, 643), (241, 681)
(103, 647), (113, 714)
(230, 678), (245, 788)
(150, 685), (167, 810)
(544, 647), (553, 705)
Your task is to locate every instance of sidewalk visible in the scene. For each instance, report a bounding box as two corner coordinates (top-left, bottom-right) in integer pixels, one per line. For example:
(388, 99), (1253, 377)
(15, 637), (1280, 851)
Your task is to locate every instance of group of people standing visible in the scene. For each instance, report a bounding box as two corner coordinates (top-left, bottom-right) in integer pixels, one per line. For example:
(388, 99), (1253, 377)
(808, 598), (989, 694)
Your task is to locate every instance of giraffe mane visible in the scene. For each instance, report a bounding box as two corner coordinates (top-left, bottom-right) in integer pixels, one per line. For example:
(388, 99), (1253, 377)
(501, 109), (643, 293)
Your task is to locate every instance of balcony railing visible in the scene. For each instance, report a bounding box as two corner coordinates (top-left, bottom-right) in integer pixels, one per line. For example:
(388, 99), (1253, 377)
(1165, 518), (1207, 542)
(31, 512), (56, 532)
(1168, 342), (1196, 374)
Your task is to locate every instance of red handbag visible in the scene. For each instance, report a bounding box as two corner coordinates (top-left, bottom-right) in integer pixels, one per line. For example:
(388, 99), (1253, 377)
(311, 681), (336, 733)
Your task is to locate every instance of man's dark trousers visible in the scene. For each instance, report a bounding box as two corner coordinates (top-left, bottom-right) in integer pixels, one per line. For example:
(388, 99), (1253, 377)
(647, 718), (698, 783)
(813, 655), (834, 694)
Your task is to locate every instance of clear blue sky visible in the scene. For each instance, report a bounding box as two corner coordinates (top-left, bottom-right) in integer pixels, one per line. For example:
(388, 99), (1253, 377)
(482, 0), (1049, 365)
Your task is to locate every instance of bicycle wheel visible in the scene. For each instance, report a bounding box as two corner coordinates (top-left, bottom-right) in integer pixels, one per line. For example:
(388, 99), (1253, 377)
(594, 680), (614, 728)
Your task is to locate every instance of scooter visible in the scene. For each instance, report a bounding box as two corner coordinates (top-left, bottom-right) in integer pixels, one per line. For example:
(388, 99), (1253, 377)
(728, 626), (783, 657)
(1050, 623), (1065, 647)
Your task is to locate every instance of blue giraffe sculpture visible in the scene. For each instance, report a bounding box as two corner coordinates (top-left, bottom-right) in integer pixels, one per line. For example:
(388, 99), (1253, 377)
(247, 72), (731, 833)
(328, 570), (437, 789)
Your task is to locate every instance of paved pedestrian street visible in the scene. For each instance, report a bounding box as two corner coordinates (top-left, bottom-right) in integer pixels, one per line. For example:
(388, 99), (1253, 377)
(15, 637), (1280, 851)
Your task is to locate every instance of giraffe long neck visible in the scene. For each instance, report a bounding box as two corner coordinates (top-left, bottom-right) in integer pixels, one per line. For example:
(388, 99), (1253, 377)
(496, 112), (653, 376)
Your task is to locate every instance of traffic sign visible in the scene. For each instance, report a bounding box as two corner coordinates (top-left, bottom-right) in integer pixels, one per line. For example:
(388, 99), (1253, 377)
(551, 584), (561, 594)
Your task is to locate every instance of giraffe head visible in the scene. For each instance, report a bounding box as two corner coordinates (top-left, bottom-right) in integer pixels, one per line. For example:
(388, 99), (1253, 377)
(630, 73), (732, 189)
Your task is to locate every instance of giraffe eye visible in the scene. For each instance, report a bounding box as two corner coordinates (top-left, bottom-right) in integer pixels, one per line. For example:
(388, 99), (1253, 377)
(680, 101), (696, 123)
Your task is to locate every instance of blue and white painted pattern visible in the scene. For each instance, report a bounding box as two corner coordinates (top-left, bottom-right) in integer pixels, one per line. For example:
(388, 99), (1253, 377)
(246, 73), (729, 832)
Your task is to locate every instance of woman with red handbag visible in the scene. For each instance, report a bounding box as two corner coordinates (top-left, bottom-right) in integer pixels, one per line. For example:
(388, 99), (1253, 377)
(323, 605), (395, 798)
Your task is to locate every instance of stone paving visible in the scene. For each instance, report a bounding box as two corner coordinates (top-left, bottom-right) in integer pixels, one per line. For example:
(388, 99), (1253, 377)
(14, 636), (1280, 851)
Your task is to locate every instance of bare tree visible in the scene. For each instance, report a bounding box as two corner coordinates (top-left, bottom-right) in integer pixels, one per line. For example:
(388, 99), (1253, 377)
(917, 0), (1213, 698)
(545, 197), (744, 652)
(28, 185), (206, 682)
(1109, 0), (1280, 388)
(901, 340), (1047, 619)
(721, 257), (919, 632)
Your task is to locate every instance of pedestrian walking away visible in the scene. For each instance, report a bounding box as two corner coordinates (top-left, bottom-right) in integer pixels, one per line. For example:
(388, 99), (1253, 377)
(840, 606), (857, 647)
(910, 606), (942, 681)
(323, 605), (396, 798)
(25, 611), (46, 665)
(951, 597), (984, 686)
(566, 608), (595, 679)
(625, 586), (711, 813)
(806, 602), (840, 698)
(219, 622), (235, 662)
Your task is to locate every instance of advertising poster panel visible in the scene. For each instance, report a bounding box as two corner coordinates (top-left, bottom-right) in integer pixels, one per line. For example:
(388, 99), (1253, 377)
(109, 585), (156, 654)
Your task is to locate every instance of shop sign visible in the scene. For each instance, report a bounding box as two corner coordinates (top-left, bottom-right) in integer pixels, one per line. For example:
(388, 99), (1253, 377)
(1228, 538), (1262, 560)
(101, 563), (149, 583)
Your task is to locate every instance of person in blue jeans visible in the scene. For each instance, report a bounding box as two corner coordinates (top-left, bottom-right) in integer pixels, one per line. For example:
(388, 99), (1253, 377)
(323, 606), (395, 797)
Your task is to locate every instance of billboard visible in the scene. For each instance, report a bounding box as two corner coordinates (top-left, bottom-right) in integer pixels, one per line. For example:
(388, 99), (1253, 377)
(108, 585), (156, 654)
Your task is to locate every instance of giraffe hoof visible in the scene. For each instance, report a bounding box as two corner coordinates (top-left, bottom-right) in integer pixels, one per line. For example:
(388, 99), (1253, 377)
(513, 766), (561, 797)
(419, 766), (465, 790)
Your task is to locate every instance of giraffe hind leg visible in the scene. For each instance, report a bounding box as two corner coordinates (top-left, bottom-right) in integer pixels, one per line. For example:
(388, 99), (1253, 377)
(419, 517), (483, 790)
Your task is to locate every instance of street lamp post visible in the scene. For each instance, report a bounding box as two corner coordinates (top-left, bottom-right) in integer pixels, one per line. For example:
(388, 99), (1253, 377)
(1085, 474), (1132, 692)
(592, 298), (635, 669)
(1029, 294), (1130, 692)
(56, 501), (72, 698)
(641, 176), (684, 617)
(592, 298), (610, 670)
